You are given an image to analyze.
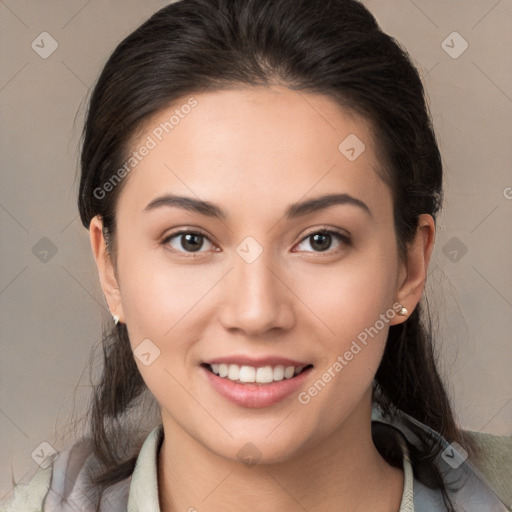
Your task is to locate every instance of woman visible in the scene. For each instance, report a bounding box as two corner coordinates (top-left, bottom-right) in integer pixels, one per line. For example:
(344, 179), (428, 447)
(1, 0), (510, 510)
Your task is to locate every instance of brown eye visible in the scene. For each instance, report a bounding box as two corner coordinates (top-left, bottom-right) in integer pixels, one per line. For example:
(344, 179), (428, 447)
(295, 230), (350, 253)
(162, 230), (215, 254)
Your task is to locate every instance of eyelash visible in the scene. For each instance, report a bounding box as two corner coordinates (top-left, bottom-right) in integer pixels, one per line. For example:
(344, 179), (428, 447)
(161, 227), (351, 256)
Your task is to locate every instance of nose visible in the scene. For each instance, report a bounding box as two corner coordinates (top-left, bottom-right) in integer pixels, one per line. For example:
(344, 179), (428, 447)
(218, 251), (295, 337)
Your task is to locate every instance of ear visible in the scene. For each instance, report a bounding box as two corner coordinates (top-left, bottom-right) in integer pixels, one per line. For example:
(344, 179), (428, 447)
(89, 215), (124, 323)
(389, 213), (435, 326)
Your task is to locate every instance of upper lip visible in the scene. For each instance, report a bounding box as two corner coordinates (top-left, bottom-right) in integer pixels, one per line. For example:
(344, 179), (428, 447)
(203, 355), (311, 368)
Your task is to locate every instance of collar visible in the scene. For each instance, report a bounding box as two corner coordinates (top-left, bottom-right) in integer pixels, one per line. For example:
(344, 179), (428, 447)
(127, 425), (162, 511)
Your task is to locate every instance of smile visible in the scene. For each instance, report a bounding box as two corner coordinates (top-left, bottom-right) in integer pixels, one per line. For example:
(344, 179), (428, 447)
(201, 361), (314, 408)
(205, 363), (312, 384)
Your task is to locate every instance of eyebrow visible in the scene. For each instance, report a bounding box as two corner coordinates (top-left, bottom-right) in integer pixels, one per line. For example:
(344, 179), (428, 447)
(143, 193), (372, 220)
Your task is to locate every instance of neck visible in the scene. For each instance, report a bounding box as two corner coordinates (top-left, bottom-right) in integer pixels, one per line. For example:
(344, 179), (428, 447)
(157, 397), (404, 512)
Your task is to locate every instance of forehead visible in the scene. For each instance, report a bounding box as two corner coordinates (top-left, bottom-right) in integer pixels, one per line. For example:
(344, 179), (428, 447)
(117, 85), (391, 221)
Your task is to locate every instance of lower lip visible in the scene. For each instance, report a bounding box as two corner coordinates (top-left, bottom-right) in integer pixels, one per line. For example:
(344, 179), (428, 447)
(202, 365), (313, 408)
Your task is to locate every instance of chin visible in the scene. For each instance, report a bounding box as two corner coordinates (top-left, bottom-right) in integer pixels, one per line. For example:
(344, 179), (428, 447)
(196, 420), (319, 467)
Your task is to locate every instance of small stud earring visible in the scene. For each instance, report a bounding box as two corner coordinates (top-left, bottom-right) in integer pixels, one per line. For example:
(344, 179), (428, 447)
(398, 306), (408, 316)
(113, 314), (120, 325)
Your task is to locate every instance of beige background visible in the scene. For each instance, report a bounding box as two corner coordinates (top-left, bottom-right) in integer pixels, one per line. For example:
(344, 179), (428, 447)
(1, 0), (511, 499)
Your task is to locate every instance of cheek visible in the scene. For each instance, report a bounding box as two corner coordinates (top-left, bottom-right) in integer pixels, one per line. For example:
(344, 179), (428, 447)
(295, 266), (395, 422)
(295, 242), (398, 341)
(118, 251), (208, 407)
(292, 240), (398, 405)
(118, 246), (212, 337)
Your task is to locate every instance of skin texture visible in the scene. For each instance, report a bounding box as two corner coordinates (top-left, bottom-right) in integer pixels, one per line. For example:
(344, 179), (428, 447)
(89, 85), (435, 511)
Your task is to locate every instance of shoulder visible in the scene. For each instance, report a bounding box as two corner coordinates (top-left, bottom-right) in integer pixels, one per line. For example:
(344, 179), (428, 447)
(371, 407), (511, 511)
(463, 430), (512, 509)
(0, 437), (131, 512)
(0, 464), (52, 512)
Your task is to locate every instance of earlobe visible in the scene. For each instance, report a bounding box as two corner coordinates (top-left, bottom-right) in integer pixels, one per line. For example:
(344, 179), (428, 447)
(390, 214), (435, 326)
(89, 215), (124, 323)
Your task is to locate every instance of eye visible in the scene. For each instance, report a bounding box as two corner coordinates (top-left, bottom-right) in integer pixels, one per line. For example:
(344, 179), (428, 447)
(161, 228), (350, 255)
(294, 229), (350, 254)
(162, 230), (216, 254)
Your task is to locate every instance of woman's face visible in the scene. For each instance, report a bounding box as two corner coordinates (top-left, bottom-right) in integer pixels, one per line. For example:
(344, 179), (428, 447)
(91, 85), (432, 463)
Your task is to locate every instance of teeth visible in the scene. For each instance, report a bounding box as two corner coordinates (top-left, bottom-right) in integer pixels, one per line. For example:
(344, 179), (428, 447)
(273, 365), (285, 381)
(208, 363), (308, 383)
(255, 366), (273, 383)
(228, 364), (240, 381)
(219, 364), (228, 377)
(239, 366), (256, 383)
(284, 366), (295, 379)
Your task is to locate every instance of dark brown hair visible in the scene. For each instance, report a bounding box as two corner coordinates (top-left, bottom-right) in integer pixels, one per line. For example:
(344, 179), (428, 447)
(76, 0), (472, 509)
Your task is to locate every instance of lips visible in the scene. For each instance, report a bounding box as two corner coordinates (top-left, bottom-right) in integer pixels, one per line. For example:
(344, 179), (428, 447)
(200, 356), (314, 408)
